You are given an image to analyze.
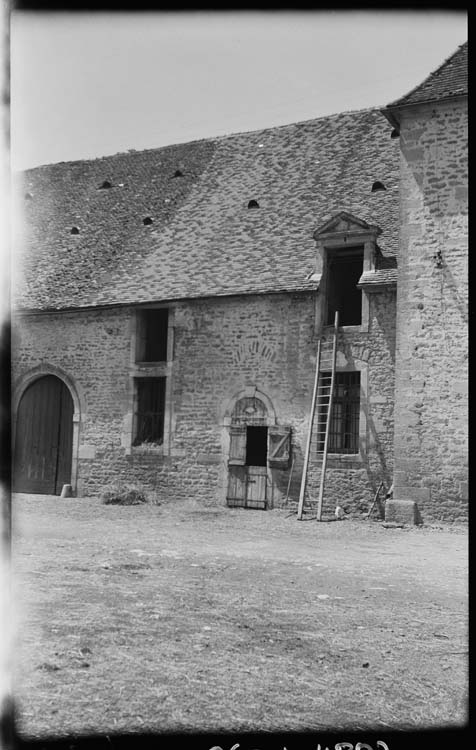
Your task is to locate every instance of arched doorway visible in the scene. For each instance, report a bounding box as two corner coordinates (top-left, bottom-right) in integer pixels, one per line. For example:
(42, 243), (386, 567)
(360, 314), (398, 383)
(13, 375), (74, 494)
(227, 396), (269, 509)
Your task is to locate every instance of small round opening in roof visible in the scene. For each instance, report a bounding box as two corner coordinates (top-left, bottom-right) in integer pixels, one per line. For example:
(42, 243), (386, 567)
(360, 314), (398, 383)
(248, 200), (260, 209)
(70, 227), (80, 235)
(143, 217), (153, 226)
(371, 181), (386, 192)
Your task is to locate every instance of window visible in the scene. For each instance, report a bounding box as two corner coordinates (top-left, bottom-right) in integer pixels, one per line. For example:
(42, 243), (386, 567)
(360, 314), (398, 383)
(317, 372), (360, 454)
(136, 309), (169, 362)
(133, 378), (166, 446)
(326, 248), (364, 326)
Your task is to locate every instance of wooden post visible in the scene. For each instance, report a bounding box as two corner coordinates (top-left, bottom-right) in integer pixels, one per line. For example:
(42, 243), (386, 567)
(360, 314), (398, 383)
(316, 311), (339, 521)
(297, 340), (321, 519)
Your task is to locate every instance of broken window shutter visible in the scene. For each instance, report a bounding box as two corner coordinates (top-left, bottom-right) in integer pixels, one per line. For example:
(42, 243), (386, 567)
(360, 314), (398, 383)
(228, 426), (247, 465)
(268, 426), (291, 469)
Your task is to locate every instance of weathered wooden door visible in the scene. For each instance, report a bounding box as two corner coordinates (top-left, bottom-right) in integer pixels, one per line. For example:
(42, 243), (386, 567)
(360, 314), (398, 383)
(245, 465), (267, 509)
(226, 424), (268, 509)
(13, 375), (74, 495)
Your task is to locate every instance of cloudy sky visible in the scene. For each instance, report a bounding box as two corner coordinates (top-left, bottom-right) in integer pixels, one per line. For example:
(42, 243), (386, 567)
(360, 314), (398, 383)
(10, 10), (467, 171)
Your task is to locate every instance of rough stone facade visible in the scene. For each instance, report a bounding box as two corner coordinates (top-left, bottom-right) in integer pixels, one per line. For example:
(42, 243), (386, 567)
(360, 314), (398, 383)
(12, 44), (467, 522)
(12, 289), (396, 514)
(389, 98), (468, 522)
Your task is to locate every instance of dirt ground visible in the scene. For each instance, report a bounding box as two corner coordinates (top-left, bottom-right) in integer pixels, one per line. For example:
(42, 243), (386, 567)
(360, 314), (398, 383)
(11, 494), (468, 738)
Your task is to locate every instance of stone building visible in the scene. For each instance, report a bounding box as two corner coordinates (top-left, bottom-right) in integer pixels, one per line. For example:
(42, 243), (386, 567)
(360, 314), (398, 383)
(382, 41), (468, 522)
(11, 43), (467, 522)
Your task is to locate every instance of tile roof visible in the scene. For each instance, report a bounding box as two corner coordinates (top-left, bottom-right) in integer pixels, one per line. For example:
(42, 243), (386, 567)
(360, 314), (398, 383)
(387, 42), (467, 108)
(357, 268), (397, 290)
(13, 108), (400, 311)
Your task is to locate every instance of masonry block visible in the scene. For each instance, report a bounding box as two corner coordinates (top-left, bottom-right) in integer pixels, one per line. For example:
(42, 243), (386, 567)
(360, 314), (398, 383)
(385, 499), (418, 525)
(13, 289), (397, 513)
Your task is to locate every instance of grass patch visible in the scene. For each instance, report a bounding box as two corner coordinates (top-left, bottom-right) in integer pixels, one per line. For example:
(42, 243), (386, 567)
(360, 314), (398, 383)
(99, 481), (155, 506)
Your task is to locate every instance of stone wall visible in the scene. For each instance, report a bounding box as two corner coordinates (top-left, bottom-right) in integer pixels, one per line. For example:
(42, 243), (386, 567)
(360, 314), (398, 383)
(12, 289), (396, 513)
(391, 98), (468, 522)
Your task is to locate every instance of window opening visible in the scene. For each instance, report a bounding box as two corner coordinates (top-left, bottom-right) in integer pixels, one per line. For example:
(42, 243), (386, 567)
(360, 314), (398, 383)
(245, 426), (268, 466)
(317, 372), (360, 454)
(326, 248), (363, 326)
(136, 309), (168, 362)
(133, 378), (166, 446)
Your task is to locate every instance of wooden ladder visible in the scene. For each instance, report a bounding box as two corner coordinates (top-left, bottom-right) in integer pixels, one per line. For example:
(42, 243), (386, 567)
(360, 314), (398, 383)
(297, 311), (339, 521)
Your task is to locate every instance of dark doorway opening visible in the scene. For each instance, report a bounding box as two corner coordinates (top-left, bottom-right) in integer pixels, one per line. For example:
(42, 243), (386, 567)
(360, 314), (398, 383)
(246, 426), (268, 466)
(326, 248), (364, 326)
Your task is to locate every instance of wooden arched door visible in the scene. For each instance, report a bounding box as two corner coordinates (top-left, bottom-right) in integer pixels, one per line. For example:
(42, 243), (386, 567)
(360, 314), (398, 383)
(13, 375), (74, 494)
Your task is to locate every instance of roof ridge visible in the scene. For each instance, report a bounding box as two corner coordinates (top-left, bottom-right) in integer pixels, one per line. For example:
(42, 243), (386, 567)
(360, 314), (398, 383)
(19, 106), (382, 175)
(386, 40), (467, 109)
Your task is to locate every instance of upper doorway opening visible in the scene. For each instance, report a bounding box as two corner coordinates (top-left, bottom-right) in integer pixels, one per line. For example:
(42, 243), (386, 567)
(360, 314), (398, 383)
(326, 248), (364, 326)
(245, 426), (268, 466)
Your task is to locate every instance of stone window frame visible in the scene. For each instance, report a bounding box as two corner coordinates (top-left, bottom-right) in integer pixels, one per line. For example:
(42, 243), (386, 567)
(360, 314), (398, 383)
(313, 213), (382, 336)
(124, 305), (175, 456)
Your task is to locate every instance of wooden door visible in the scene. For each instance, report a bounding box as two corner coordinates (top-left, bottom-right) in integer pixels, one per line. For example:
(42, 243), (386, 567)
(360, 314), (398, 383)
(226, 424), (268, 509)
(13, 375), (74, 495)
(227, 466), (247, 507)
(226, 426), (247, 506)
(245, 466), (267, 509)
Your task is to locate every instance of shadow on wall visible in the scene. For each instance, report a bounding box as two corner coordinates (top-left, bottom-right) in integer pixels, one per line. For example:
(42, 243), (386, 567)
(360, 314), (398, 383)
(371, 291), (397, 364)
(439, 260), (468, 327)
(271, 440), (305, 507)
(362, 399), (392, 507)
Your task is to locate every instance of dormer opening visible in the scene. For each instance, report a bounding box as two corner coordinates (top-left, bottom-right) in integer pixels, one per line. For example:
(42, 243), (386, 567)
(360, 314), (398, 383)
(173, 170), (183, 178)
(98, 180), (112, 190)
(371, 181), (386, 192)
(143, 217), (153, 226)
(25, 192), (33, 200)
(248, 200), (260, 209)
(326, 247), (364, 326)
(70, 226), (80, 235)
(390, 129), (399, 138)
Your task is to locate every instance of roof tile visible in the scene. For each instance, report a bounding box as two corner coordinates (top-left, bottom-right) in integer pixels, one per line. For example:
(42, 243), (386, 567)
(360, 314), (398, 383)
(13, 108), (399, 311)
(387, 42), (467, 108)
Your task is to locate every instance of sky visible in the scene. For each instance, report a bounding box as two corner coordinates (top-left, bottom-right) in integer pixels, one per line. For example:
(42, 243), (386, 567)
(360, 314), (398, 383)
(10, 10), (468, 172)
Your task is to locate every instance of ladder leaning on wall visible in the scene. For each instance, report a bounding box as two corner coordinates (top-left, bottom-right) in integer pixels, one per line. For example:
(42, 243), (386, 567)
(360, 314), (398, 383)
(297, 311), (339, 521)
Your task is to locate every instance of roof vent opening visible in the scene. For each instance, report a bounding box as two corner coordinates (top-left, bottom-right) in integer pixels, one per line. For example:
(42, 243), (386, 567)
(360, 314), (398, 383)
(371, 181), (386, 193)
(98, 180), (112, 190)
(25, 192), (33, 200)
(248, 200), (260, 209)
(70, 226), (80, 235)
(173, 170), (183, 178)
(143, 217), (153, 226)
(390, 129), (400, 138)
